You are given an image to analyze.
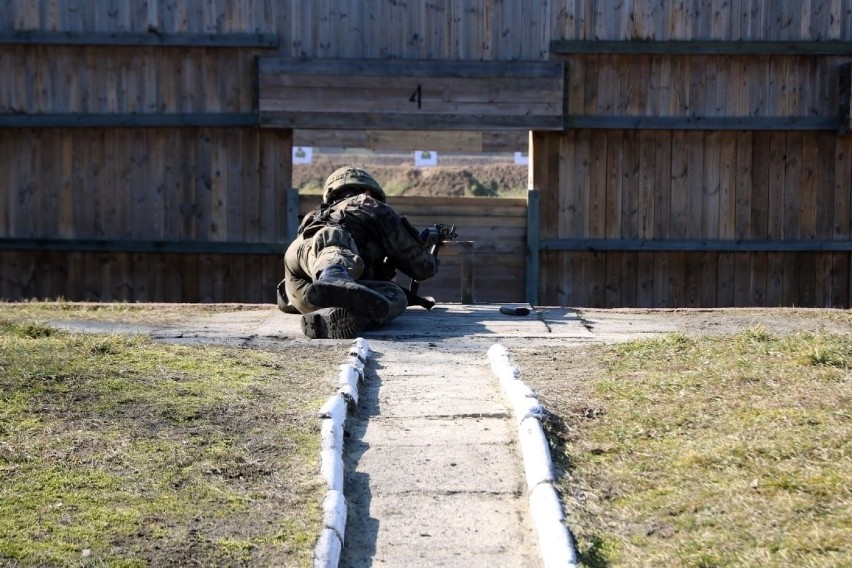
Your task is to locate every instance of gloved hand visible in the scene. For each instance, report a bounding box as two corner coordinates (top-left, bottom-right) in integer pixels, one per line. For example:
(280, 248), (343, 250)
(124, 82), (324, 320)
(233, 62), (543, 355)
(419, 226), (440, 246)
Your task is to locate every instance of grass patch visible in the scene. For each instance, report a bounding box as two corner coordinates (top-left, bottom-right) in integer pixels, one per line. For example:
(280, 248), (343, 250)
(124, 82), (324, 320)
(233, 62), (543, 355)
(0, 320), (345, 567)
(514, 327), (852, 568)
(0, 299), (254, 327)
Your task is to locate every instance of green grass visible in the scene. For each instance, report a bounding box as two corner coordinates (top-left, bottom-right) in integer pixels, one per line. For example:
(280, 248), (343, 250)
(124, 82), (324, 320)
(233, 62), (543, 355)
(0, 320), (345, 567)
(514, 328), (852, 568)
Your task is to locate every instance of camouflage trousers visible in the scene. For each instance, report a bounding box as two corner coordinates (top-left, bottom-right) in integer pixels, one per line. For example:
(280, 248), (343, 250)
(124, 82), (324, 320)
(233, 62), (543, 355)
(283, 226), (408, 324)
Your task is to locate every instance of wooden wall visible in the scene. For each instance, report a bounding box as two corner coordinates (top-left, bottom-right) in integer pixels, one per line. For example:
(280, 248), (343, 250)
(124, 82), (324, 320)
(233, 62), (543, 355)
(533, 130), (852, 307)
(0, 127), (293, 302)
(0, 190), (526, 304)
(2, 0), (852, 307)
(532, 0), (852, 308)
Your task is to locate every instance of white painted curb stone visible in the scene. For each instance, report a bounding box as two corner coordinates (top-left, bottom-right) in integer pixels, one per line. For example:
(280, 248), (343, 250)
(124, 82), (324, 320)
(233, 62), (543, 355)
(487, 343), (578, 568)
(313, 338), (371, 568)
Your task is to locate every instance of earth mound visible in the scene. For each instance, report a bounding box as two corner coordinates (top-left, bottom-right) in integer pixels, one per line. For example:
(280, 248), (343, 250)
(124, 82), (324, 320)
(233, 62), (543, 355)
(293, 154), (527, 198)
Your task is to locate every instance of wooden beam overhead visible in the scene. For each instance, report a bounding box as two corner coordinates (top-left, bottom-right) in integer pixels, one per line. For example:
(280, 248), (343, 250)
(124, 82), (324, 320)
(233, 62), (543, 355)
(258, 58), (566, 131)
(551, 40), (852, 55)
(0, 30), (279, 47)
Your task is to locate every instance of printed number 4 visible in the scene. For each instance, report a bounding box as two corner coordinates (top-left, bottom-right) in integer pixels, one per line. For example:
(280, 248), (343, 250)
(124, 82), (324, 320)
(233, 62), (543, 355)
(409, 84), (422, 108)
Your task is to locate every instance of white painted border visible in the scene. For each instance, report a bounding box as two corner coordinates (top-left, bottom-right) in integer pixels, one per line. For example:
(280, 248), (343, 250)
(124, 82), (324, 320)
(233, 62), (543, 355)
(487, 343), (579, 568)
(313, 338), (371, 568)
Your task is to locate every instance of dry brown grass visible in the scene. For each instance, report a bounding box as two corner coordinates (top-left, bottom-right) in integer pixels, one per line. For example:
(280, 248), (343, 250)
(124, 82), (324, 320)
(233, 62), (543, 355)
(514, 327), (852, 568)
(0, 319), (345, 567)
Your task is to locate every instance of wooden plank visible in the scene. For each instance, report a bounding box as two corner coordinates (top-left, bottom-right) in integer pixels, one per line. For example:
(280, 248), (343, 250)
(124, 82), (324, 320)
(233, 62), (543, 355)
(128, 128), (149, 239)
(535, 239), (852, 252)
(0, 30), (279, 47)
(653, 131), (672, 307)
(526, 188), (540, 305)
(210, 130), (228, 241)
(397, 215), (527, 230)
(562, 115), (840, 130)
(684, 131), (704, 239)
(767, 132), (785, 240)
(38, 130), (58, 238)
(784, 132), (804, 304)
(703, 131), (721, 239)
(225, 129), (245, 241)
(162, 129), (182, 241)
(700, 251), (718, 306)
(750, 131), (771, 305)
(550, 39), (852, 55)
(258, 58), (565, 130)
(13, 130), (36, 239)
(587, 130), (608, 237)
(0, 113), (258, 128)
(833, 135), (850, 240)
(242, 130), (260, 241)
(604, 251), (622, 307)
(683, 252), (702, 307)
(194, 128), (214, 242)
(568, 132), (589, 304)
(717, 131), (737, 306)
(669, 132), (689, 238)
(733, 131), (753, 305)
(718, 132), (737, 238)
(836, 136), (852, 308)
(831, 252), (850, 308)
(840, 63), (851, 134)
(605, 130), (623, 239)
(620, 251), (638, 306)
(262, 111), (562, 131)
(621, 130), (641, 240)
(766, 251), (784, 305)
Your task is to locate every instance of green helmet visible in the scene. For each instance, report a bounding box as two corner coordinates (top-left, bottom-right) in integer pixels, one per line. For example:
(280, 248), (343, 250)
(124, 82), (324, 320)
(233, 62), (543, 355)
(322, 166), (386, 204)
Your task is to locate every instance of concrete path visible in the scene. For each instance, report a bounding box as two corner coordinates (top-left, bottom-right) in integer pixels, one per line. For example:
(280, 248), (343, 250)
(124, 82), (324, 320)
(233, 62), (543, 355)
(48, 303), (596, 567)
(338, 305), (592, 567)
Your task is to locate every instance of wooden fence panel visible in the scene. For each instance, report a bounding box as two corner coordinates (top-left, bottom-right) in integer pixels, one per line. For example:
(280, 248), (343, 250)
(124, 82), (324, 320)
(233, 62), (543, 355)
(535, 129), (852, 308)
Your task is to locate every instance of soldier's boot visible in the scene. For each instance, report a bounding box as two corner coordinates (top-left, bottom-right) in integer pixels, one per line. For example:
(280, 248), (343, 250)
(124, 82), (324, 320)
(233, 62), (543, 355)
(305, 265), (389, 320)
(300, 308), (370, 340)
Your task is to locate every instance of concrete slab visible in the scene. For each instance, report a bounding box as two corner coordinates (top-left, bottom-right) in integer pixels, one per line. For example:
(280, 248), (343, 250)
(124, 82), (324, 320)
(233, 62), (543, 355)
(341, 492), (540, 568)
(363, 387), (506, 418)
(346, 439), (523, 494)
(356, 416), (513, 446)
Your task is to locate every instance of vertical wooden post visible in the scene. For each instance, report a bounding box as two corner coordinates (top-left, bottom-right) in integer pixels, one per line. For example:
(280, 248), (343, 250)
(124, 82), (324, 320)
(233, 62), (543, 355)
(285, 186), (300, 245)
(526, 187), (540, 306)
(456, 241), (475, 303)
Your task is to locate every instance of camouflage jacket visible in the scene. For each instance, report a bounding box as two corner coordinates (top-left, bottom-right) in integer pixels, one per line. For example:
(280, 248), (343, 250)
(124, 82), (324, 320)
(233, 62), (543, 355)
(298, 194), (438, 282)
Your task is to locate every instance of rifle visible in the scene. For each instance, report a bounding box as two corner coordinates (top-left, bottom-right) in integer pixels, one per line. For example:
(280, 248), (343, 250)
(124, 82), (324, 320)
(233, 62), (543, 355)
(406, 224), (458, 310)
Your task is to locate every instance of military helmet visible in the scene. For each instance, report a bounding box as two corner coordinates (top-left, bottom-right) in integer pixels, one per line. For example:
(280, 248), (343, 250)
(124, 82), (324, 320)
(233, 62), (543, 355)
(322, 166), (387, 204)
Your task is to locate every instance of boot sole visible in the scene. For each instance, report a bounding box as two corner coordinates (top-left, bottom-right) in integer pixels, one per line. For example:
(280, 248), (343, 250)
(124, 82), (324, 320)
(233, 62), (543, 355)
(301, 309), (369, 339)
(305, 281), (389, 320)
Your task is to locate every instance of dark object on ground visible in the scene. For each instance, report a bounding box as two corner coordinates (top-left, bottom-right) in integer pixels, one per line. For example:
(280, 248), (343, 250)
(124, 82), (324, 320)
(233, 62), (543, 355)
(500, 306), (531, 316)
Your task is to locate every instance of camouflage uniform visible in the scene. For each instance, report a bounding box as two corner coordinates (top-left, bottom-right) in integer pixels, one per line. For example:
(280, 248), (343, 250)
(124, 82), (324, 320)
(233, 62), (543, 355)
(283, 170), (438, 334)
